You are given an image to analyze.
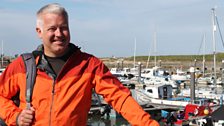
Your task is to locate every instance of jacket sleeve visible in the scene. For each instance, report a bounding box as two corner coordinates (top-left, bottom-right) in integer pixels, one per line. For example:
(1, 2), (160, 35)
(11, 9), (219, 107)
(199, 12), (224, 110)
(92, 59), (159, 126)
(0, 58), (23, 125)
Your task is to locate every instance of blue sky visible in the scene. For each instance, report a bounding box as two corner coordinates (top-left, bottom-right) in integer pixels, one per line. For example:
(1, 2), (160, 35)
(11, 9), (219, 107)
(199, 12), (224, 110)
(0, 0), (224, 58)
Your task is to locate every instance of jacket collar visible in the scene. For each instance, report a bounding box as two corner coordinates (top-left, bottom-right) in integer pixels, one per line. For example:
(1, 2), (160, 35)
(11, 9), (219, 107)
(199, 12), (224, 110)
(34, 43), (80, 79)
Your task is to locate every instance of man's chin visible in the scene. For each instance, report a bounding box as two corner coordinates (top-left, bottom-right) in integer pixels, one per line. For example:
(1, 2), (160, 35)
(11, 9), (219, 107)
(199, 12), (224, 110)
(54, 48), (68, 56)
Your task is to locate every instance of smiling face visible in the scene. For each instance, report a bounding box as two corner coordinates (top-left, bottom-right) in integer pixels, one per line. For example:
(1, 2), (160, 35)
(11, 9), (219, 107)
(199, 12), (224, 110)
(36, 13), (70, 57)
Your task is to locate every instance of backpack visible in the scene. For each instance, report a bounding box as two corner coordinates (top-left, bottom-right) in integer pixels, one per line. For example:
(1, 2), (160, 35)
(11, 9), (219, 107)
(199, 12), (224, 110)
(0, 53), (37, 125)
(21, 53), (37, 109)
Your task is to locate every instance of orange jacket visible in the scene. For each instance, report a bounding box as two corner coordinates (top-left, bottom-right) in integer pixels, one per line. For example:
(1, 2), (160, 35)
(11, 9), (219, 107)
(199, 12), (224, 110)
(0, 44), (159, 126)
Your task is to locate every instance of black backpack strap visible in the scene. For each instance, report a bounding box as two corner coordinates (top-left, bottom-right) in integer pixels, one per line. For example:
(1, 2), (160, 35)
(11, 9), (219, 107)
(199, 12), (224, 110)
(21, 53), (37, 109)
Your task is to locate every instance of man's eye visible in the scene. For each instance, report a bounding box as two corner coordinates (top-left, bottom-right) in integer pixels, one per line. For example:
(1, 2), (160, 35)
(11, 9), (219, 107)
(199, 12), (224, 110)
(48, 27), (56, 31)
(61, 26), (68, 31)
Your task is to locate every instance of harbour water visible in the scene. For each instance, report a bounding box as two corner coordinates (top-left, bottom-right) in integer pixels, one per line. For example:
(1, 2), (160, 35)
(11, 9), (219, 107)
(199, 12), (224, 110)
(87, 108), (161, 126)
(87, 115), (130, 126)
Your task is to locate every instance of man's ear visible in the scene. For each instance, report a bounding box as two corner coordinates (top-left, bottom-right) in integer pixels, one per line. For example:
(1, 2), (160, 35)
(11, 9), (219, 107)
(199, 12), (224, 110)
(36, 27), (42, 39)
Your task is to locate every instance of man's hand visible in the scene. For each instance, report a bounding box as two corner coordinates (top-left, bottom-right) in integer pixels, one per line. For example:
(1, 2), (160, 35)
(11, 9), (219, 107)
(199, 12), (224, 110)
(17, 107), (35, 126)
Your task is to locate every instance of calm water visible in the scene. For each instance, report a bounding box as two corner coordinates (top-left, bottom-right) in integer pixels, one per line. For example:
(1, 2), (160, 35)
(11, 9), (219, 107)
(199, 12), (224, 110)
(87, 115), (130, 126)
(87, 109), (161, 126)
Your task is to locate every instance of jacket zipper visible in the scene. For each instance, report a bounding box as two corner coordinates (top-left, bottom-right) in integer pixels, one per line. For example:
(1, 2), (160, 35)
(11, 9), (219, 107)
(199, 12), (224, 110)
(49, 76), (56, 126)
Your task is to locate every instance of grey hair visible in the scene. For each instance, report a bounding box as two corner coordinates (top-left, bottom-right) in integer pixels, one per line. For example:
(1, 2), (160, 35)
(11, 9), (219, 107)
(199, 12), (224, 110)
(36, 3), (69, 28)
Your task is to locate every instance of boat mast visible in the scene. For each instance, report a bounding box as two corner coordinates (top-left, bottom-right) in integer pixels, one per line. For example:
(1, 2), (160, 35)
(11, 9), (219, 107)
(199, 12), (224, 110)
(146, 33), (153, 69)
(1, 40), (3, 68)
(133, 37), (136, 68)
(154, 31), (157, 67)
(202, 33), (206, 77)
(211, 8), (217, 87)
(146, 51), (150, 69)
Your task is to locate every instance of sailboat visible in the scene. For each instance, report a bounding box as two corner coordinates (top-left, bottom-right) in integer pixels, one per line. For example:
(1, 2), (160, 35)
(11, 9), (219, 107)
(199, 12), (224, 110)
(178, 7), (224, 105)
(207, 7), (224, 88)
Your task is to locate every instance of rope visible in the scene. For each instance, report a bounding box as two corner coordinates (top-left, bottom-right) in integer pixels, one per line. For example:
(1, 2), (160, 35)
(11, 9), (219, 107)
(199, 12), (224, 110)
(215, 16), (224, 49)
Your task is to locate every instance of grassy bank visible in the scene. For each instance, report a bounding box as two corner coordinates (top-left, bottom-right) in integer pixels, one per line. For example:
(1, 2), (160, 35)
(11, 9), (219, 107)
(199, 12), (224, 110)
(101, 53), (224, 64)
(101, 53), (224, 72)
(124, 53), (224, 62)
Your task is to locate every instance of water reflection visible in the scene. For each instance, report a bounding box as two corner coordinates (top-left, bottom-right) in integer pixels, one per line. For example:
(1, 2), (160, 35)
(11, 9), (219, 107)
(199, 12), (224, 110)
(87, 115), (130, 126)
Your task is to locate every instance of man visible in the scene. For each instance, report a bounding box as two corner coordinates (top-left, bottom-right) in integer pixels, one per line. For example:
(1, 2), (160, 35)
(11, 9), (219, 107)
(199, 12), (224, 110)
(0, 3), (159, 126)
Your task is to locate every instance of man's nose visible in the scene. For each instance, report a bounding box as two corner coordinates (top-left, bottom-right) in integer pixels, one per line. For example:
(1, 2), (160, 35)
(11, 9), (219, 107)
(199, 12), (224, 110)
(55, 28), (62, 36)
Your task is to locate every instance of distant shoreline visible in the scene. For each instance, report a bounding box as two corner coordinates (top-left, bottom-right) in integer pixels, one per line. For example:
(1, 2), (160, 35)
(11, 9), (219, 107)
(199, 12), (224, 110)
(101, 53), (224, 73)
